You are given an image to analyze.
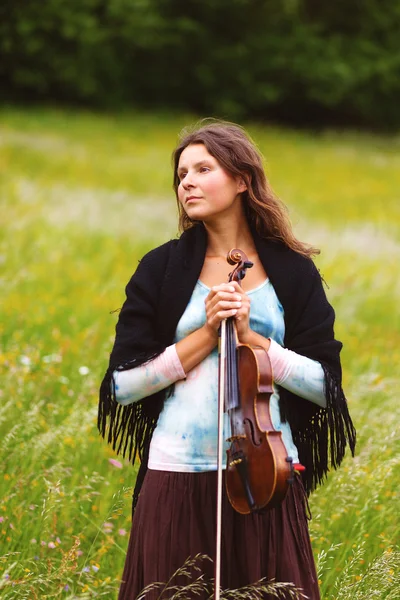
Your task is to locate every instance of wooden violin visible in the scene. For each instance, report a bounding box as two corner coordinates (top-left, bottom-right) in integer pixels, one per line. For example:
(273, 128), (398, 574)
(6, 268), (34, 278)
(222, 248), (294, 514)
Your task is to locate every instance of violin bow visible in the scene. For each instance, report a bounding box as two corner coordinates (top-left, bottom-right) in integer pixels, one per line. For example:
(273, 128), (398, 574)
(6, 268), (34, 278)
(215, 317), (227, 600)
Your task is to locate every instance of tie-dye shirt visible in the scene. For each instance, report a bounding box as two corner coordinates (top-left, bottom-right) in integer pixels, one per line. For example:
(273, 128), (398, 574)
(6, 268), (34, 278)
(114, 279), (326, 471)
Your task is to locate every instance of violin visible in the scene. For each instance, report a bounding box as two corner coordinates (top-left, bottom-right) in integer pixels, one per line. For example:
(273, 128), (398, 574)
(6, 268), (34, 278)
(222, 248), (294, 514)
(214, 248), (294, 598)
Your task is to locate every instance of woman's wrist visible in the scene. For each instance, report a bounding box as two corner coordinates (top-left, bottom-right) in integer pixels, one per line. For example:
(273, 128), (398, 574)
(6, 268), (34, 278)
(239, 328), (271, 351)
(201, 322), (219, 346)
(175, 323), (218, 374)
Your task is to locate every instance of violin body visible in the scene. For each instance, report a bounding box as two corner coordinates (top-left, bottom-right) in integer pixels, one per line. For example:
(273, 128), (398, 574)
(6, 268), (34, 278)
(225, 343), (293, 514)
(220, 248), (294, 516)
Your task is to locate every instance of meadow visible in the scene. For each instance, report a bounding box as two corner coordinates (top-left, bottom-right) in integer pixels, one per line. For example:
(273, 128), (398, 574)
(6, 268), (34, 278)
(0, 107), (399, 599)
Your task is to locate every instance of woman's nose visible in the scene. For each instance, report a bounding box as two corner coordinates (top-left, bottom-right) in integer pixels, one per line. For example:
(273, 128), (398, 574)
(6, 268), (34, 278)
(182, 172), (194, 188)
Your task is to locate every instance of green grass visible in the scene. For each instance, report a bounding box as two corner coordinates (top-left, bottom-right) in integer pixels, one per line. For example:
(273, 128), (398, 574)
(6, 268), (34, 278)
(0, 107), (399, 598)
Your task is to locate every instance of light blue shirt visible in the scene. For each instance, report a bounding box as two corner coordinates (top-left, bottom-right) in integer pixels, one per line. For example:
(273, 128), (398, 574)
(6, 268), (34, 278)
(148, 279), (301, 471)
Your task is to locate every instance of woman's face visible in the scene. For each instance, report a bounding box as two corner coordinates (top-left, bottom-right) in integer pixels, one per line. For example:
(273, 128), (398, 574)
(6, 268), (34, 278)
(177, 144), (245, 223)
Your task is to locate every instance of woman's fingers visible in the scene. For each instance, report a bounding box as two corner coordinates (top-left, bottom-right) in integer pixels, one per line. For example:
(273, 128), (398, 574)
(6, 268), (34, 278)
(209, 284), (242, 299)
(206, 288), (242, 313)
(205, 283), (250, 332)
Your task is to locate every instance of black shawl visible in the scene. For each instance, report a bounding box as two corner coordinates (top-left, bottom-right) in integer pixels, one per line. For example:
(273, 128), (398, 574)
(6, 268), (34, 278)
(98, 224), (356, 510)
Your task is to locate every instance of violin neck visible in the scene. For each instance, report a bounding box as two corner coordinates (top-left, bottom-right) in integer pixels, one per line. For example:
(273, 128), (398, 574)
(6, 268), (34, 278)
(225, 318), (240, 412)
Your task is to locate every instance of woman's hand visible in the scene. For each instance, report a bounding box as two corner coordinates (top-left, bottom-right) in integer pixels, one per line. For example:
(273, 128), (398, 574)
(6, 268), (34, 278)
(204, 281), (252, 342)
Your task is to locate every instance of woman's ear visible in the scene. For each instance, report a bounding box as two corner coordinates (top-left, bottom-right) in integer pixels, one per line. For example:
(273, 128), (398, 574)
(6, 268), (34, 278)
(237, 177), (247, 193)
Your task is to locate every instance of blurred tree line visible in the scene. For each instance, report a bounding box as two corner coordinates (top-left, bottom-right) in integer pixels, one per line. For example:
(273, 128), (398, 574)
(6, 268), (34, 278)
(1, 0), (400, 128)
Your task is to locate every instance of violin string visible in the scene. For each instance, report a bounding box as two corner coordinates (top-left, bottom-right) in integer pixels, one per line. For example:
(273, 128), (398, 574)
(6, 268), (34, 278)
(226, 319), (232, 411)
(226, 318), (240, 438)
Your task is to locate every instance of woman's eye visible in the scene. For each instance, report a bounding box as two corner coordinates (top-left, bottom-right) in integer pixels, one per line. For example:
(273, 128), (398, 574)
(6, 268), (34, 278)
(200, 167), (210, 173)
(179, 172), (187, 181)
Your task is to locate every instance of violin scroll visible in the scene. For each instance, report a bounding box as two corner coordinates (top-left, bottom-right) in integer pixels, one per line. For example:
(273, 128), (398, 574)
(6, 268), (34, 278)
(227, 248), (253, 284)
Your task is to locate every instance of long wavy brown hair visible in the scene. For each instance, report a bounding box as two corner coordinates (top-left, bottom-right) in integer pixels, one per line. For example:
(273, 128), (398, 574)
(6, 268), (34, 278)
(172, 120), (319, 258)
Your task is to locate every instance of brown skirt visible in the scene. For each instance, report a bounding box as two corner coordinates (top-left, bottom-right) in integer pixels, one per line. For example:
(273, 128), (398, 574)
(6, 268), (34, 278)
(118, 470), (320, 600)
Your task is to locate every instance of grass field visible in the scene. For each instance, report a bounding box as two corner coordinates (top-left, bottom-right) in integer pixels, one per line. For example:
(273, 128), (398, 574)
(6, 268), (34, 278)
(0, 107), (399, 599)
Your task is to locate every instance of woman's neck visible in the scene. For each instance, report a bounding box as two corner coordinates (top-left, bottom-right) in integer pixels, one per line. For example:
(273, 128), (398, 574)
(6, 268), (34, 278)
(204, 215), (256, 258)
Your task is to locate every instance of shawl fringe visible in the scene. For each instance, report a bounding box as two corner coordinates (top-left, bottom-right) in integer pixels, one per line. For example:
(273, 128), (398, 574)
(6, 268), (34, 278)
(98, 356), (164, 509)
(286, 365), (356, 495)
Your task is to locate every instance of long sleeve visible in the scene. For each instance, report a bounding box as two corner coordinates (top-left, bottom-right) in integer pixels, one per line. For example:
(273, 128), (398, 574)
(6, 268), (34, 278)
(113, 344), (186, 405)
(268, 339), (326, 408)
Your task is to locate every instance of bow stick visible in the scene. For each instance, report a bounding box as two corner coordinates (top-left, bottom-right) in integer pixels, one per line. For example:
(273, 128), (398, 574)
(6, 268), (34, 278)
(215, 317), (227, 599)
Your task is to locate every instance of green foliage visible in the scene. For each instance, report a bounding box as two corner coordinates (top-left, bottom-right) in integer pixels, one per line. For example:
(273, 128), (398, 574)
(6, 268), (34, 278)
(0, 107), (399, 598)
(136, 554), (308, 599)
(1, 1), (400, 127)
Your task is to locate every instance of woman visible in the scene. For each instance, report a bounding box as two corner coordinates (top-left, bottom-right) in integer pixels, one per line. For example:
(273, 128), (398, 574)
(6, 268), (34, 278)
(99, 121), (356, 599)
